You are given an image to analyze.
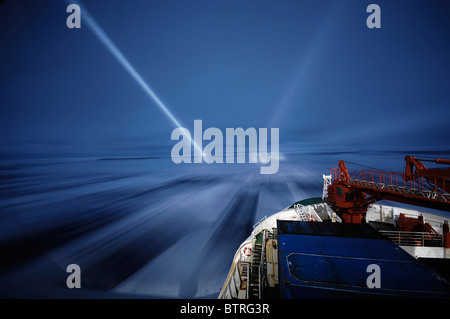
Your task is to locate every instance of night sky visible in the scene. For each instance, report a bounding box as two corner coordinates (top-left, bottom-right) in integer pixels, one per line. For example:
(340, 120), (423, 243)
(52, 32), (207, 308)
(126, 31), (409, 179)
(1, 0), (449, 156)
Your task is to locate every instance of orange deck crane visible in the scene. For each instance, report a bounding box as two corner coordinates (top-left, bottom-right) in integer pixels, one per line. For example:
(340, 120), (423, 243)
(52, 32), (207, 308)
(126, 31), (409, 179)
(327, 156), (450, 224)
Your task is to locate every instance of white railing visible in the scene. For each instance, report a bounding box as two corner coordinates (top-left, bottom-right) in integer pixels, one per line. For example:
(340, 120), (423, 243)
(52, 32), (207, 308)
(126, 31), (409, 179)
(241, 262), (249, 299)
(379, 230), (442, 247)
(322, 174), (332, 199)
(294, 204), (322, 222)
(258, 230), (267, 299)
(252, 216), (270, 237)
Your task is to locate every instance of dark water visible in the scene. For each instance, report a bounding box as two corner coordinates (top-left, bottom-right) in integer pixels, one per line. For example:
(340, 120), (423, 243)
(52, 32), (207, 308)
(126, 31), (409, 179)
(0, 149), (447, 298)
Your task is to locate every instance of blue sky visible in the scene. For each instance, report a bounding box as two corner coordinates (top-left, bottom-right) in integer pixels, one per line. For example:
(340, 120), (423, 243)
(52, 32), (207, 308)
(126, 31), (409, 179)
(1, 0), (449, 155)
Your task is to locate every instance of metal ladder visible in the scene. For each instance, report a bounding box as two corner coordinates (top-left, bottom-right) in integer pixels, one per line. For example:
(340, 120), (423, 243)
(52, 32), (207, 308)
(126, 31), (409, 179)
(294, 204), (309, 221)
(249, 235), (263, 299)
(249, 229), (272, 299)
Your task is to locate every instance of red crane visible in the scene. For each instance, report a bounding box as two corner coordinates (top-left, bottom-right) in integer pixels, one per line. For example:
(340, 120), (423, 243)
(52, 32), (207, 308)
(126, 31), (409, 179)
(327, 156), (450, 224)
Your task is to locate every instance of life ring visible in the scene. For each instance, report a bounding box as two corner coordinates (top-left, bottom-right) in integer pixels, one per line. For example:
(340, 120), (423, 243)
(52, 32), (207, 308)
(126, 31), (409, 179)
(242, 246), (252, 257)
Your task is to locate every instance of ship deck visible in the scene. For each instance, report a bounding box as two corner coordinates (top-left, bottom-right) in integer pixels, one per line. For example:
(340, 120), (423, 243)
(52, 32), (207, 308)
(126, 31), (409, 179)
(277, 220), (450, 298)
(219, 200), (450, 299)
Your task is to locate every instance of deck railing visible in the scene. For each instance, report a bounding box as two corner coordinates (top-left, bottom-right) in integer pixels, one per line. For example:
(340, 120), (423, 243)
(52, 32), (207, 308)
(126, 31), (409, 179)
(330, 167), (450, 203)
(258, 230), (266, 299)
(331, 167), (448, 193)
(378, 230), (442, 247)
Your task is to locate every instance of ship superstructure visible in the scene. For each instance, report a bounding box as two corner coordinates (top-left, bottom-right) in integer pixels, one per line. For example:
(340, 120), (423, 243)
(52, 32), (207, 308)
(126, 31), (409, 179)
(219, 156), (450, 299)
